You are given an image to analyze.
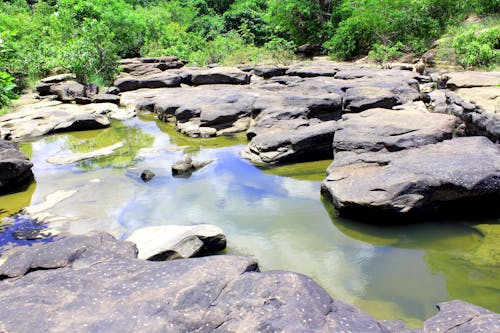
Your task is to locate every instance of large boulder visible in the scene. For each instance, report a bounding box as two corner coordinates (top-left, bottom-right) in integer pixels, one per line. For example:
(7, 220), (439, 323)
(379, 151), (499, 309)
(0, 232), (391, 333)
(126, 225), (226, 260)
(333, 108), (458, 154)
(114, 72), (182, 92)
(119, 56), (187, 77)
(0, 101), (115, 140)
(445, 71), (500, 89)
(0, 139), (34, 194)
(321, 136), (500, 218)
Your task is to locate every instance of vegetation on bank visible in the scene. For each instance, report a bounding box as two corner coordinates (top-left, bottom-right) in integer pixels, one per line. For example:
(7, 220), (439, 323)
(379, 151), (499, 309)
(0, 0), (499, 107)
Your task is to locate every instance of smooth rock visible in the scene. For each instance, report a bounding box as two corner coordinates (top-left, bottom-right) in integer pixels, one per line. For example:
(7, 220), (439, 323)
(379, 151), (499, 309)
(46, 142), (124, 165)
(0, 139), (34, 193)
(253, 65), (288, 78)
(0, 101), (115, 140)
(126, 225), (226, 260)
(140, 169), (155, 182)
(343, 86), (399, 112)
(445, 71), (500, 89)
(40, 73), (76, 84)
(333, 108), (458, 154)
(191, 67), (251, 85)
(171, 155), (213, 175)
(321, 136), (500, 218)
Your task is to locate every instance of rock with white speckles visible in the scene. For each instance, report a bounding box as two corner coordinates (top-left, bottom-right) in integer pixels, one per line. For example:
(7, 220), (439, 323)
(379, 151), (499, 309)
(321, 136), (500, 219)
(423, 300), (500, 333)
(0, 232), (390, 333)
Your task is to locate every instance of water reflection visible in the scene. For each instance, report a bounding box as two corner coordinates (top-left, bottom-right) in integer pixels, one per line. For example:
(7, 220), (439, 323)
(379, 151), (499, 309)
(0, 115), (498, 328)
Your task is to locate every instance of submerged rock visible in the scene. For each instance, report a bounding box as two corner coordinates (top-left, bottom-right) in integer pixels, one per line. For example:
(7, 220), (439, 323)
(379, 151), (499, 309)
(140, 169), (155, 182)
(126, 224), (226, 260)
(46, 142), (124, 165)
(321, 136), (500, 219)
(171, 154), (213, 176)
(0, 139), (34, 194)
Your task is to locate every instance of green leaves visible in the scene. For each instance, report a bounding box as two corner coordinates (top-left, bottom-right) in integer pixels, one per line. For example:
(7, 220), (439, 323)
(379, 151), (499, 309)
(0, 71), (18, 108)
(452, 26), (500, 69)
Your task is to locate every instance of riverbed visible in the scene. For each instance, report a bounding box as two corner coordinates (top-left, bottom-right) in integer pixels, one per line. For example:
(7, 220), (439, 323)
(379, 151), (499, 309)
(1, 113), (499, 327)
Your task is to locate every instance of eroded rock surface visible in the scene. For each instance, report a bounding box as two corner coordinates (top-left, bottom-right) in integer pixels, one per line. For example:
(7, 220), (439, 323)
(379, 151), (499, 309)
(0, 139), (34, 193)
(0, 232), (390, 333)
(333, 108), (458, 154)
(321, 137), (500, 218)
(0, 101), (116, 140)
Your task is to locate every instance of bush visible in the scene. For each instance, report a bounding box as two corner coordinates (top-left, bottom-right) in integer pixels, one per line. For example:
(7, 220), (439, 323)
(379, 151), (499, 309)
(368, 42), (404, 66)
(0, 71), (18, 108)
(452, 26), (500, 68)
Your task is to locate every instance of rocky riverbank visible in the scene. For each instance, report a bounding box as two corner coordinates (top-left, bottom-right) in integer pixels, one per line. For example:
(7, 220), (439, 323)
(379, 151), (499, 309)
(0, 57), (499, 331)
(0, 231), (498, 333)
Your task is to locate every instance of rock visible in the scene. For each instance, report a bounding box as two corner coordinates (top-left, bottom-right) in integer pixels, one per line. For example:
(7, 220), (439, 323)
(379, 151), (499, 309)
(297, 43), (322, 57)
(35, 82), (53, 96)
(49, 80), (86, 102)
(321, 136), (500, 218)
(0, 139), (34, 194)
(286, 62), (339, 77)
(114, 72), (182, 92)
(343, 86), (399, 112)
(253, 65), (288, 78)
(0, 232), (391, 333)
(140, 169), (155, 182)
(0, 101), (116, 140)
(171, 154), (213, 176)
(454, 87), (499, 114)
(445, 71), (500, 89)
(46, 142), (124, 165)
(126, 225), (226, 260)
(91, 93), (120, 104)
(119, 57), (187, 76)
(74, 96), (92, 104)
(191, 67), (251, 85)
(242, 120), (337, 165)
(333, 108), (458, 154)
(40, 73), (76, 84)
(84, 83), (99, 97)
(99, 86), (120, 95)
(423, 300), (500, 333)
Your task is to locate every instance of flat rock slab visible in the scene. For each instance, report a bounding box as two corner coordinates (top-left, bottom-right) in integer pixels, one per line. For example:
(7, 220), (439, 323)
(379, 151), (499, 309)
(0, 139), (34, 193)
(46, 142), (124, 165)
(0, 232), (389, 333)
(0, 101), (116, 140)
(334, 108), (458, 153)
(126, 224), (226, 260)
(321, 136), (500, 218)
(191, 66), (251, 85)
(445, 71), (500, 89)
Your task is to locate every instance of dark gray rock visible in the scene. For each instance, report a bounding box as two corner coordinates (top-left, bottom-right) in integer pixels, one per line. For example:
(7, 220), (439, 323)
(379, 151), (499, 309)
(35, 82), (53, 96)
(321, 136), (500, 218)
(99, 86), (120, 95)
(253, 65), (288, 78)
(0, 232), (390, 333)
(49, 80), (86, 102)
(140, 169), (155, 182)
(423, 300), (500, 333)
(0, 139), (34, 194)
(297, 43), (322, 57)
(191, 67), (251, 85)
(74, 96), (92, 104)
(114, 72), (182, 92)
(333, 108), (458, 154)
(91, 93), (120, 104)
(343, 86), (399, 112)
(242, 120), (337, 165)
(113, 76), (140, 92)
(286, 63), (339, 77)
(84, 83), (99, 97)
(119, 57), (187, 77)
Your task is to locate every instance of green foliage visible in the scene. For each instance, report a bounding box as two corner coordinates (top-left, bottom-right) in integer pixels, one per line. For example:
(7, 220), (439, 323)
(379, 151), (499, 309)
(368, 42), (404, 66)
(452, 26), (500, 69)
(0, 71), (18, 108)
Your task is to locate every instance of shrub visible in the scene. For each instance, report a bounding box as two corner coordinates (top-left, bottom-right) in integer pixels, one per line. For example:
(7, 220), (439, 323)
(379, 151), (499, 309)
(452, 26), (500, 68)
(368, 42), (404, 67)
(0, 71), (18, 108)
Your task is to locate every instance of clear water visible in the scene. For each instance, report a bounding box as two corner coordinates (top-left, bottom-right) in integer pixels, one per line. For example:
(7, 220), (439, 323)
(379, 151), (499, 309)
(1, 113), (498, 327)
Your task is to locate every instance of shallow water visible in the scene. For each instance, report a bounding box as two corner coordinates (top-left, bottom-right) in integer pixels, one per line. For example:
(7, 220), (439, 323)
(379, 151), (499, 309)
(1, 114), (499, 327)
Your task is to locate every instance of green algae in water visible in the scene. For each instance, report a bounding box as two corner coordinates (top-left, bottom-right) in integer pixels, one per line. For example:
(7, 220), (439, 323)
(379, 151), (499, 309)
(0, 182), (36, 220)
(263, 159), (332, 181)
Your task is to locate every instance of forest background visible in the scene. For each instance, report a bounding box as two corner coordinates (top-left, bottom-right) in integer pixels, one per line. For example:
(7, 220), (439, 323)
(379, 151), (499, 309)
(1, 0), (499, 108)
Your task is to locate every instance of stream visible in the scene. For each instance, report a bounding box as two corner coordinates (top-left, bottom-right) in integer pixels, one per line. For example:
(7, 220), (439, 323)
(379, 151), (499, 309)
(1, 113), (499, 327)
